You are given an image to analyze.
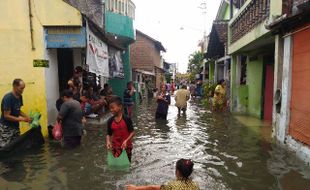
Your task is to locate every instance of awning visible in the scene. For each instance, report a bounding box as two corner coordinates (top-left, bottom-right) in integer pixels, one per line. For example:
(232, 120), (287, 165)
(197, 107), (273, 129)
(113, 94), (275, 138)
(135, 69), (155, 76)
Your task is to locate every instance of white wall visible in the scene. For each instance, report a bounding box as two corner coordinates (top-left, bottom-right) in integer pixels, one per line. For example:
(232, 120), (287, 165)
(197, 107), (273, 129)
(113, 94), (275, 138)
(73, 49), (83, 68)
(45, 49), (59, 126)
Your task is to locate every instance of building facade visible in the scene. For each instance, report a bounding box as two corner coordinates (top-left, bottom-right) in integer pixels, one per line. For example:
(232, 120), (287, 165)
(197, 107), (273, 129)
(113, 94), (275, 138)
(228, 0), (282, 121)
(0, 0), (83, 136)
(269, 0), (310, 163)
(130, 30), (166, 90)
(105, 0), (136, 98)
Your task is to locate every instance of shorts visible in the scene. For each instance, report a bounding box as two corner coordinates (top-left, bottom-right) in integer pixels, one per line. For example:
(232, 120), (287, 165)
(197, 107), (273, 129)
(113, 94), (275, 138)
(0, 123), (20, 148)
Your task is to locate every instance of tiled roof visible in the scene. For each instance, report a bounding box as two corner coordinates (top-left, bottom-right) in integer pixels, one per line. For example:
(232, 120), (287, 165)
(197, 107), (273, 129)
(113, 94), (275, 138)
(205, 20), (228, 59)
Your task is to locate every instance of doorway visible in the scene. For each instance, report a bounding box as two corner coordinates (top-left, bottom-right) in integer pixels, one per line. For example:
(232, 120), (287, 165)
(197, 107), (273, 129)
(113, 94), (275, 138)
(57, 49), (74, 92)
(263, 64), (274, 121)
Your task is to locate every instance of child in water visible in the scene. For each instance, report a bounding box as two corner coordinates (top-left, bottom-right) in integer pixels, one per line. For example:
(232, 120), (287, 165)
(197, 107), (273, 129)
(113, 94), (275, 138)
(126, 159), (199, 190)
(106, 97), (135, 162)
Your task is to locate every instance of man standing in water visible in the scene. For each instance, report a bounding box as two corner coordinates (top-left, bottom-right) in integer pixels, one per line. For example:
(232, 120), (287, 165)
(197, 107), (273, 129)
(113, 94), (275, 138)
(175, 84), (191, 115)
(0, 79), (31, 148)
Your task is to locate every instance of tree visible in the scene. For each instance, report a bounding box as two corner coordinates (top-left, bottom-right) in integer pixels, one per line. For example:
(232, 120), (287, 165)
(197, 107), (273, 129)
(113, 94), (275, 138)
(187, 51), (205, 82)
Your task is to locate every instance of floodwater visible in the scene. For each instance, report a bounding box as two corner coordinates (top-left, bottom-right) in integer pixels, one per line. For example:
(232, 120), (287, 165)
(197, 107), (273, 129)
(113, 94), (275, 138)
(1, 98), (310, 190)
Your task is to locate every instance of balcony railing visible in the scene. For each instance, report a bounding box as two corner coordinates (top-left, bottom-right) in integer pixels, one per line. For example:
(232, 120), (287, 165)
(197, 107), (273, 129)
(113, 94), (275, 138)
(105, 0), (135, 19)
(230, 0), (270, 44)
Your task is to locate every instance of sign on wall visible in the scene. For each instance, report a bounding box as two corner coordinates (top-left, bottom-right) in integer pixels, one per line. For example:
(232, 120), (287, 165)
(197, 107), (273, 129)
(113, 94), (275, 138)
(33, 59), (49, 68)
(86, 23), (109, 77)
(45, 27), (86, 48)
(109, 48), (124, 78)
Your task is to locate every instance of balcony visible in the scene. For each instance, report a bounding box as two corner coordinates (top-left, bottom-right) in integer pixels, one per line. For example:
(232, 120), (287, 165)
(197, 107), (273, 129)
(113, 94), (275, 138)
(104, 0), (136, 45)
(230, 0), (270, 44)
(105, 0), (135, 19)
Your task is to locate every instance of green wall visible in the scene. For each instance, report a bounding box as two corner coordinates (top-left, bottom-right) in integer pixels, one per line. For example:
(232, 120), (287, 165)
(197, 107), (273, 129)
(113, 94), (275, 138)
(246, 57), (263, 118)
(105, 11), (135, 40)
(209, 61), (215, 82)
(223, 5), (230, 20)
(230, 55), (248, 113)
(105, 11), (135, 100)
(109, 46), (132, 99)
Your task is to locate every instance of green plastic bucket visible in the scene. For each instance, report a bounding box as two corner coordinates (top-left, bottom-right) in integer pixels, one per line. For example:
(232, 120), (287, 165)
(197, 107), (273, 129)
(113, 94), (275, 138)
(107, 150), (130, 169)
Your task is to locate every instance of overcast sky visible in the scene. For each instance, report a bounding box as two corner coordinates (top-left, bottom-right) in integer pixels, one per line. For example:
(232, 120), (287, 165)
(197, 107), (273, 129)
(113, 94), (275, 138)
(133, 0), (222, 73)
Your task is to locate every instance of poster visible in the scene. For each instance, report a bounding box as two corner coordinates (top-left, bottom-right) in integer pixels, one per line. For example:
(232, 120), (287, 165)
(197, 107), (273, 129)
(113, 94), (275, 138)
(86, 23), (109, 77)
(109, 48), (125, 78)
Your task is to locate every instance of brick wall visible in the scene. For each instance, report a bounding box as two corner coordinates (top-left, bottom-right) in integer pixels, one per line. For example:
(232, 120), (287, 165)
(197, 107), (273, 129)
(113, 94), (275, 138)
(130, 33), (162, 72)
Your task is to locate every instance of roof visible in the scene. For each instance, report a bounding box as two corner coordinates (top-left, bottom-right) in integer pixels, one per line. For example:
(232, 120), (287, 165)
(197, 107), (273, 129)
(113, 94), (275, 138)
(205, 20), (228, 59)
(134, 69), (155, 76)
(136, 30), (166, 52)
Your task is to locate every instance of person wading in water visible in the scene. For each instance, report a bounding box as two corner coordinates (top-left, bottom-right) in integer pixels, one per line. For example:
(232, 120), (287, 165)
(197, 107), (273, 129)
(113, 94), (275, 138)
(0, 79), (31, 148)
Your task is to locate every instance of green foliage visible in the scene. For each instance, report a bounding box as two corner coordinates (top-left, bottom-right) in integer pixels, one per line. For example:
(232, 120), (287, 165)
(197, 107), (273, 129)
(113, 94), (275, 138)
(203, 82), (217, 98)
(187, 51), (205, 81)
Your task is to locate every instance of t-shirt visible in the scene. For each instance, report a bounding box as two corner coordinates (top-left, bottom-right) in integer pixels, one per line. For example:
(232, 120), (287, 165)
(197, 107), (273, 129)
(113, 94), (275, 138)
(175, 89), (190, 108)
(107, 116), (134, 148)
(59, 99), (83, 137)
(123, 89), (134, 106)
(156, 92), (171, 115)
(160, 180), (199, 190)
(0, 92), (23, 128)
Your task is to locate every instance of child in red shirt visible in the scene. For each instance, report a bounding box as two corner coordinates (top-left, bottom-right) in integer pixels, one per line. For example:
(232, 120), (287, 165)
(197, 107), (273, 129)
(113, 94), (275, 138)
(106, 97), (135, 162)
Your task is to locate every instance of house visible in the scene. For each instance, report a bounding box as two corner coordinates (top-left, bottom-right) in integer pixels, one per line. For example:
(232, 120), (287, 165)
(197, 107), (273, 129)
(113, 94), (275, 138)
(268, 0), (310, 163)
(205, 0), (233, 85)
(228, 0), (282, 121)
(130, 30), (166, 91)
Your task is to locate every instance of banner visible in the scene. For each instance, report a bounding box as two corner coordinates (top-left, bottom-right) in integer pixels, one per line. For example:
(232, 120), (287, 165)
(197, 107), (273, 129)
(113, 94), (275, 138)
(86, 23), (109, 77)
(109, 48), (125, 78)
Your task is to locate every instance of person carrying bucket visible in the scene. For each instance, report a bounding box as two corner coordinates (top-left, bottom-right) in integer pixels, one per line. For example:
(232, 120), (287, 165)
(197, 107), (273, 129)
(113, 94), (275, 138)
(106, 97), (135, 162)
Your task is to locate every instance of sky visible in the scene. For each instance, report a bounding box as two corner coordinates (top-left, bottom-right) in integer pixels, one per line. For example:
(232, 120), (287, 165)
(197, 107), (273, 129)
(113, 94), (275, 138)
(132, 0), (222, 73)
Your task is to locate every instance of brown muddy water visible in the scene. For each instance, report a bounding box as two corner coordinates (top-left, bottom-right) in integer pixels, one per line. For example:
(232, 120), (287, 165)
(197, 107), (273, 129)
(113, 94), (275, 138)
(1, 98), (310, 190)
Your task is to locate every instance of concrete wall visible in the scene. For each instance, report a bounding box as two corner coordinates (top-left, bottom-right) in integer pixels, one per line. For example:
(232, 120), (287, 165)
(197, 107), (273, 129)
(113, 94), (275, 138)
(45, 49), (59, 126)
(0, 0), (82, 136)
(231, 55), (248, 113)
(209, 61), (215, 82)
(247, 57), (263, 118)
(230, 54), (263, 117)
(228, 0), (282, 54)
(109, 47), (131, 99)
(105, 11), (135, 40)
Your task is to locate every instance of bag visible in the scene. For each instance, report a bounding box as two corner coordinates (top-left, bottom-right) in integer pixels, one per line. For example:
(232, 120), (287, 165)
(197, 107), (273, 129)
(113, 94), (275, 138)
(29, 111), (41, 128)
(52, 122), (62, 141)
(107, 150), (130, 168)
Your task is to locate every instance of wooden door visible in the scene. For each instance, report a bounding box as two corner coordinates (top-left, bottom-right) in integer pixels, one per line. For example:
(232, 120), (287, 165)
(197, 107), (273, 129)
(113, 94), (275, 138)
(263, 64), (274, 121)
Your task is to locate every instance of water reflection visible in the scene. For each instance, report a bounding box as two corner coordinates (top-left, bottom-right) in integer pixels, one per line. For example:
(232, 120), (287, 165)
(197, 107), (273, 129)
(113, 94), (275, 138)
(1, 99), (310, 189)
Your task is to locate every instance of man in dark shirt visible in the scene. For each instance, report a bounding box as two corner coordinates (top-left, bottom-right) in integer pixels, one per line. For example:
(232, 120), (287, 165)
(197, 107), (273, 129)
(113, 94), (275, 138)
(0, 79), (31, 148)
(57, 90), (84, 148)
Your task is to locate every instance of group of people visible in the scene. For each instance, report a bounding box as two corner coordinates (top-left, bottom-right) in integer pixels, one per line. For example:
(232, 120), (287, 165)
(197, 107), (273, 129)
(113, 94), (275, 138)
(0, 76), (199, 189)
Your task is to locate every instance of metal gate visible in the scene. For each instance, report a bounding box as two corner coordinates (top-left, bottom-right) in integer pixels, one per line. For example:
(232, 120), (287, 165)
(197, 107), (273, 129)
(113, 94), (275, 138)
(289, 27), (310, 145)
